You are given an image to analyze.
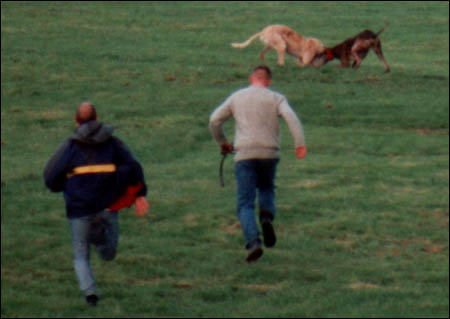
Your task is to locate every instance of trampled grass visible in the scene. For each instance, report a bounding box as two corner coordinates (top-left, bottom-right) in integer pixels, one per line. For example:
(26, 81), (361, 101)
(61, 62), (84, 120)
(1, 1), (449, 318)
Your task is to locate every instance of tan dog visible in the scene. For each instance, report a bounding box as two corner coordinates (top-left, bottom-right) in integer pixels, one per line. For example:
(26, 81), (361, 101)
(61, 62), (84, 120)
(231, 25), (327, 68)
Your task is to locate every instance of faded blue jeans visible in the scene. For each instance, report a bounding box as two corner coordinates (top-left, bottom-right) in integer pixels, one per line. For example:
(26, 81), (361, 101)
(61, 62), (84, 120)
(235, 159), (279, 249)
(69, 210), (118, 296)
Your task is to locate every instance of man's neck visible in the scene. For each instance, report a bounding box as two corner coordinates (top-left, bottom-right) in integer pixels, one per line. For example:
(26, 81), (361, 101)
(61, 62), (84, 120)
(250, 82), (268, 88)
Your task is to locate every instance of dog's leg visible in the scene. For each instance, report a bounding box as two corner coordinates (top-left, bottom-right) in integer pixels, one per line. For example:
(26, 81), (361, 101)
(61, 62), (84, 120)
(259, 46), (271, 65)
(299, 52), (316, 68)
(372, 40), (390, 72)
(276, 49), (286, 66)
(352, 55), (363, 69)
(337, 56), (351, 68)
(266, 33), (286, 66)
(352, 49), (368, 68)
(350, 48), (363, 69)
(350, 44), (365, 69)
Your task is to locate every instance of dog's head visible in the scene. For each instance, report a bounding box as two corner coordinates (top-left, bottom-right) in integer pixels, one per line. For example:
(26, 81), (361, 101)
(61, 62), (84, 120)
(311, 48), (334, 68)
(311, 48), (334, 67)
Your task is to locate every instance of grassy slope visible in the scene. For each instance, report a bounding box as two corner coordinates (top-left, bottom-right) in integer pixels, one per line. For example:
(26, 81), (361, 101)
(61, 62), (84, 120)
(1, 1), (449, 318)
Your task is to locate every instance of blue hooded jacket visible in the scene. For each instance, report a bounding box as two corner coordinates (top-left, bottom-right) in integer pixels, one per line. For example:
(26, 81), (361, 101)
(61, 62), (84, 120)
(44, 121), (147, 219)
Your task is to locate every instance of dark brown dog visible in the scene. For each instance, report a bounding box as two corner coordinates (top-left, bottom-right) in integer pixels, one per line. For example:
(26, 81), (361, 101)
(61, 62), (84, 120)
(323, 24), (390, 72)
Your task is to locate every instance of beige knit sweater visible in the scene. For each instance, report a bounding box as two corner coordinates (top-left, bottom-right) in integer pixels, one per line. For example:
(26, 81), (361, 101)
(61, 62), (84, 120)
(209, 85), (305, 162)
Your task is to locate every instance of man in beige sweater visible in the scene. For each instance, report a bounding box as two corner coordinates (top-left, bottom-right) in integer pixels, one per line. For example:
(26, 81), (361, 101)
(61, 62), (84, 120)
(209, 66), (307, 262)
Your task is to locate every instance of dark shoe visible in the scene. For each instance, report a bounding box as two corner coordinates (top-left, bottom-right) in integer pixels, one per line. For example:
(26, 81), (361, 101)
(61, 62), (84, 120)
(260, 210), (276, 248)
(86, 294), (99, 306)
(246, 246), (263, 263)
(261, 219), (276, 248)
(246, 240), (263, 263)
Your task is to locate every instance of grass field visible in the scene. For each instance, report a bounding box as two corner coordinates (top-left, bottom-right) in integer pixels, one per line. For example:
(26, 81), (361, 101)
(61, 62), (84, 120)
(1, 1), (449, 318)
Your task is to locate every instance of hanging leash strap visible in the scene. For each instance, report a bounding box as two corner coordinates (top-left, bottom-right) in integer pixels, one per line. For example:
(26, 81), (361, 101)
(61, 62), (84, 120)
(218, 143), (234, 188)
(219, 153), (227, 187)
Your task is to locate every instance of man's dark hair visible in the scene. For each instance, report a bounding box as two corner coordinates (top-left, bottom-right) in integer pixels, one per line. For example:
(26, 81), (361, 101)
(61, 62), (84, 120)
(253, 65), (272, 79)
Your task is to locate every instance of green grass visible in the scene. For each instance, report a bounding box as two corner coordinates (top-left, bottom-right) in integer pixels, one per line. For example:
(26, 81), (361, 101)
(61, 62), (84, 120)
(2, 1), (449, 318)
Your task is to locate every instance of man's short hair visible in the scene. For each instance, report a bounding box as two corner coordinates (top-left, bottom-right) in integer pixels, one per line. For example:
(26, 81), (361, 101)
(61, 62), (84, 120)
(252, 65), (272, 79)
(76, 102), (97, 125)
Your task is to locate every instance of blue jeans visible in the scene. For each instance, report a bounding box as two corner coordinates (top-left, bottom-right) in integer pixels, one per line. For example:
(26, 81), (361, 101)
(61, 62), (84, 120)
(235, 159), (279, 249)
(69, 210), (118, 296)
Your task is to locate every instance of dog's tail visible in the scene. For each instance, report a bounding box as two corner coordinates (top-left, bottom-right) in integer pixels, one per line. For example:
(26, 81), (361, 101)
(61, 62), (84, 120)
(231, 32), (262, 49)
(376, 23), (389, 36)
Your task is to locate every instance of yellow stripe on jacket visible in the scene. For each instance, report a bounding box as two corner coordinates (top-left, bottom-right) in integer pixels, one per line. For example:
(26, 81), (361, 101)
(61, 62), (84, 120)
(67, 164), (116, 178)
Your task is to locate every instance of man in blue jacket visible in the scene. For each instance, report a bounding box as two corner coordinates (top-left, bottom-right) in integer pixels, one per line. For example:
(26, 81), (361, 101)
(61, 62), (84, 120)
(44, 102), (150, 306)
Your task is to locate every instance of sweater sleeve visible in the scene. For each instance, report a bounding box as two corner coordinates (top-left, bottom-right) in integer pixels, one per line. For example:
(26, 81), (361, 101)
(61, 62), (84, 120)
(209, 96), (233, 146)
(278, 99), (306, 148)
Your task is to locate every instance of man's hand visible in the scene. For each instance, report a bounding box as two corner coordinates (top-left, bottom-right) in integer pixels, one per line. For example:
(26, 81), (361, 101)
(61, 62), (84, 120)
(220, 143), (234, 155)
(134, 196), (150, 217)
(296, 146), (307, 160)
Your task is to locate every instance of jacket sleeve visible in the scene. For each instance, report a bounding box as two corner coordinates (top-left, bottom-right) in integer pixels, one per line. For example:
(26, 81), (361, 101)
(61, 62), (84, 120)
(113, 138), (148, 197)
(43, 140), (72, 192)
(209, 96), (233, 146)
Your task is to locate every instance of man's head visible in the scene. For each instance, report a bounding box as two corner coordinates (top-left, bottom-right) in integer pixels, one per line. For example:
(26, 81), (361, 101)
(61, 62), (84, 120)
(75, 102), (97, 126)
(249, 65), (272, 87)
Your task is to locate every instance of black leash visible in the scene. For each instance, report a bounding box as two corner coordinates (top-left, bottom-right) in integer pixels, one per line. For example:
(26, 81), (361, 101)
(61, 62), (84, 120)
(219, 153), (227, 187)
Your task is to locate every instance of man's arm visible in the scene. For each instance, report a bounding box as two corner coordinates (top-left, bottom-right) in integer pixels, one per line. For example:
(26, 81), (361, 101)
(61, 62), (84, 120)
(43, 140), (72, 192)
(278, 100), (307, 159)
(113, 138), (148, 197)
(111, 138), (150, 216)
(209, 97), (233, 147)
